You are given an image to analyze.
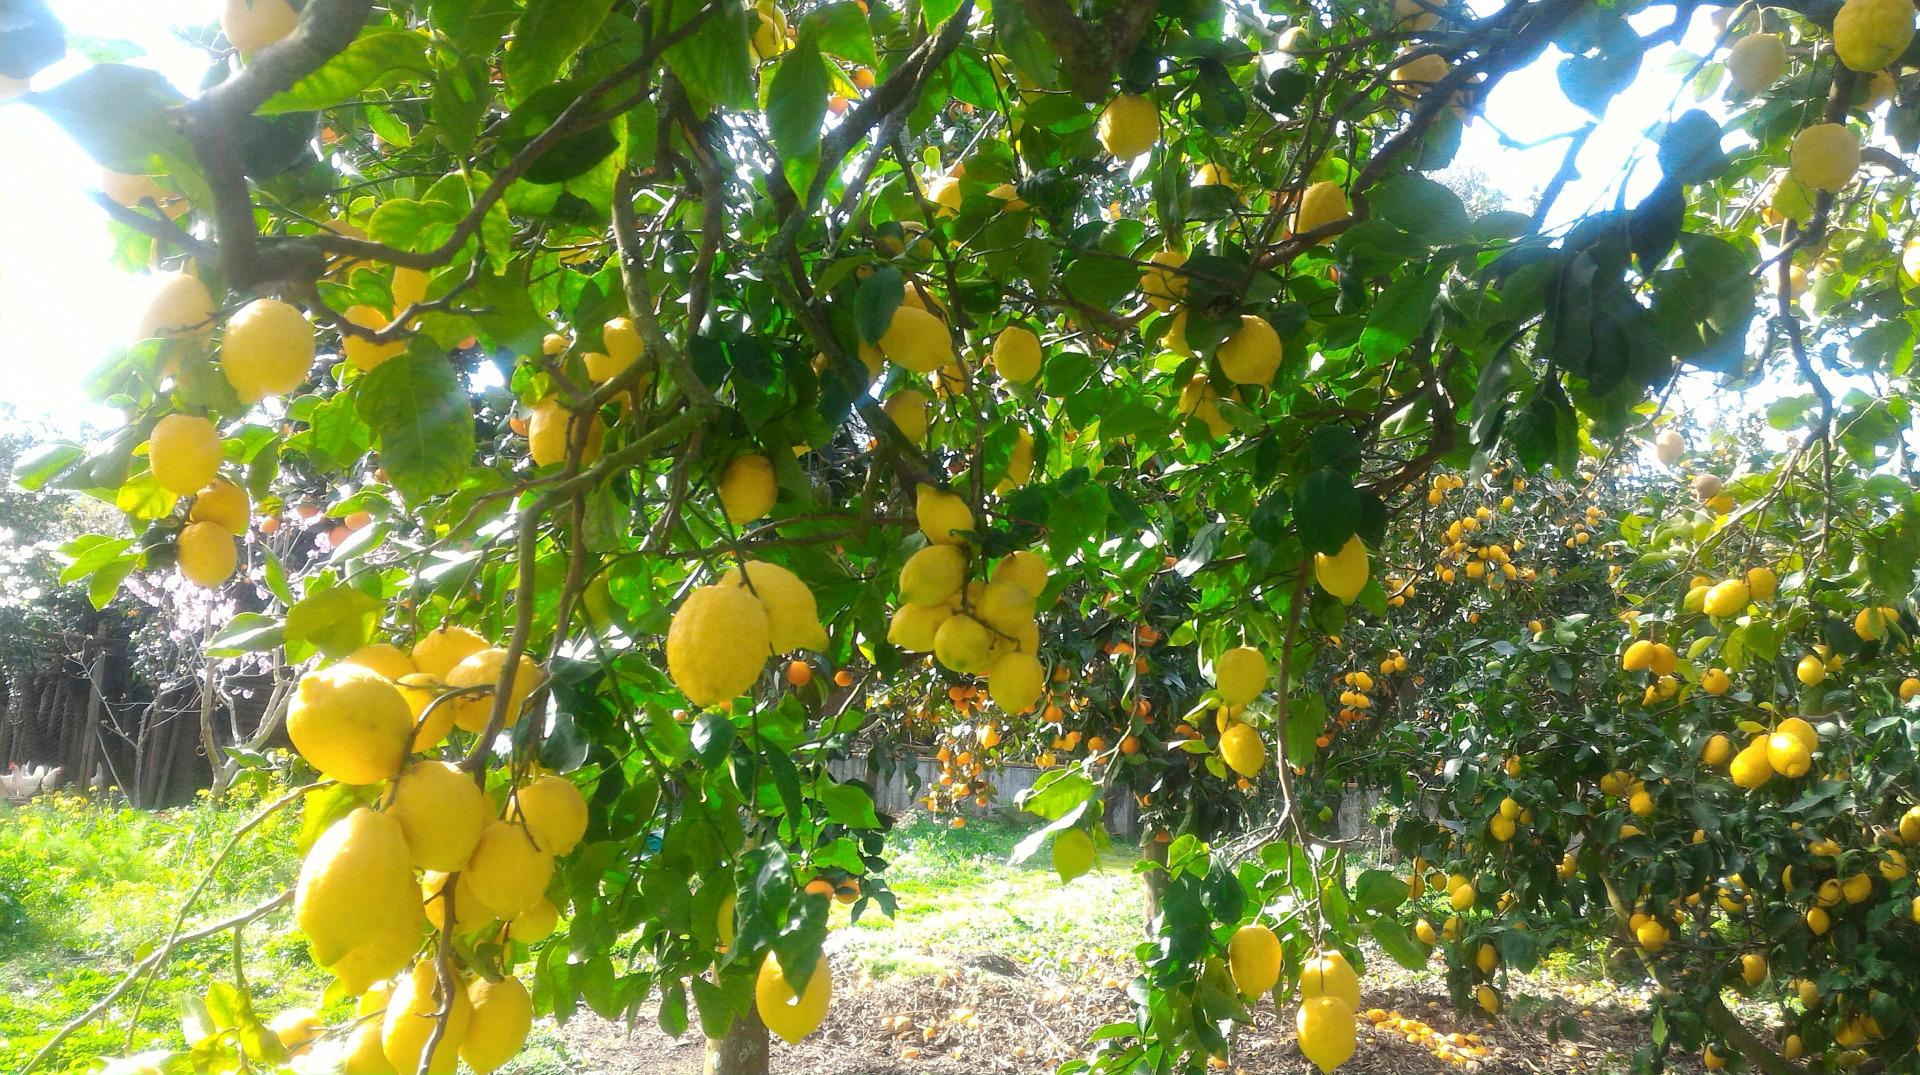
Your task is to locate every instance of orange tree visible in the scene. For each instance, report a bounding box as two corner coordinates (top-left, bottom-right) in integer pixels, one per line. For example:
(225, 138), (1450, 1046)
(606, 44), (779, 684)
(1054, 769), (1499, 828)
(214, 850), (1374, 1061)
(9, 0), (1920, 1071)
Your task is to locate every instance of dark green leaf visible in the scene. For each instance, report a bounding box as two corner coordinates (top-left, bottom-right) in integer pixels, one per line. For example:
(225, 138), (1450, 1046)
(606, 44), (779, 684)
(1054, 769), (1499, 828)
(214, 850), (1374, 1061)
(766, 35), (829, 164)
(855, 267), (904, 345)
(355, 349), (474, 501)
(505, 0), (616, 98)
(1296, 468), (1359, 555)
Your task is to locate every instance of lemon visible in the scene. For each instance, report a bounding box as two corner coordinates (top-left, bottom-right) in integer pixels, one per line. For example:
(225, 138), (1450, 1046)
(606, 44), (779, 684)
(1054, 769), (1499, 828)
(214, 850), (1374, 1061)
(1314, 536), (1369, 604)
(177, 521), (238, 588)
(1414, 919), (1437, 945)
(1835, 0), (1915, 70)
(1653, 428), (1685, 466)
(1296, 995), (1357, 1072)
(887, 602), (953, 652)
(925, 173), (963, 216)
(998, 428), (1035, 492)
(1854, 605), (1898, 640)
(1475, 984), (1500, 1015)
(1163, 308), (1193, 356)
(1450, 882), (1475, 910)
(513, 774), (589, 855)
(328, 913), (423, 996)
(526, 396), (602, 467)
(1767, 732), (1812, 778)
(135, 272), (216, 346)
(758, 950), (832, 1044)
(288, 664), (413, 785)
(1730, 739), (1773, 788)
(510, 899), (559, 943)
(1140, 249), (1188, 309)
(341, 305), (405, 372)
(1796, 654), (1826, 686)
(1217, 314), (1283, 385)
(1219, 721), (1266, 776)
(221, 298), (315, 402)
(1806, 906), (1830, 934)
(1777, 716), (1819, 753)
(878, 304), (953, 374)
(718, 454), (777, 525)
(1293, 181), (1350, 240)
(601, 316), (645, 374)
(980, 651), (1041, 714)
(445, 647), (545, 733)
(1841, 872), (1873, 903)
(1389, 52), (1449, 99)
(461, 975), (533, 1075)
(1051, 828), (1096, 881)
(974, 579), (1035, 634)
(883, 388), (930, 445)
(1701, 668), (1731, 696)
(1621, 639), (1654, 671)
(1703, 579), (1749, 617)
(222, 0), (299, 54)
(344, 643), (416, 681)
(149, 414), (222, 497)
(383, 959), (472, 1074)
(189, 478), (250, 535)
(916, 483), (974, 545)
(295, 808), (421, 967)
(750, 1), (787, 60)
(1489, 815), (1516, 841)
(993, 324), (1044, 383)
(722, 560), (829, 652)
(1629, 789), (1654, 816)
(1215, 647), (1269, 706)
(1726, 33), (1787, 93)
(1177, 374), (1232, 438)
(1301, 949), (1361, 1008)
(667, 584), (771, 706)
(1790, 123), (1861, 192)
(1097, 94), (1159, 159)
(410, 626), (488, 681)
(341, 1018), (394, 1075)
(422, 870), (496, 933)
(1228, 924), (1281, 997)
(1475, 943), (1499, 974)
(466, 821), (554, 917)
(387, 760), (490, 871)
(1901, 677), (1920, 702)
(1701, 733), (1732, 765)
(933, 613), (993, 674)
(1635, 918), (1669, 951)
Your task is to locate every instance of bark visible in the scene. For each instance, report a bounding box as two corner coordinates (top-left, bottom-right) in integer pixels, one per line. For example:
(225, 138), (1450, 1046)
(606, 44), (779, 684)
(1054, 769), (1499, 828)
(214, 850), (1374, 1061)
(703, 1004), (769, 1075)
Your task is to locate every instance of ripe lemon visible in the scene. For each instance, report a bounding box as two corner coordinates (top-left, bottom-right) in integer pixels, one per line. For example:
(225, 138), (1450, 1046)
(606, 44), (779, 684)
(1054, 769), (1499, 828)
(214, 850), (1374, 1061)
(718, 454), (777, 525)
(1140, 249), (1188, 309)
(1177, 373), (1233, 438)
(1228, 924), (1281, 997)
(341, 1018), (391, 1074)
(883, 388), (929, 445)
(1635, 919), (1669, 951)
(1777, 716), (1819, 753)
(1703, 579), (1749, 618)
(288, 664), (413, 785)
(222, 0), (299, 54)
(461, 975), (533, 1075)
(1790, 123), (1862, 192)
(1726, 33), (1787, 93)
(514, 774), (589, 855)
(396, 674), (449, 748)
(974, 579), (1037, 636)
(1701, 733), (1732, 765)
(383, 959), (472, 1074)
(1621, 639), (1655, 671)
(1701, 668), (1731, 696)
(916, 483), (974, 545)
(1220, 721), (1266, 776)
(933, 613), (993, 674)
(1293, 181), (1350, 240)
(295, 808), (421, 967)
(466, 821), (554, 917)
(1746, 565), (1778, 600)
(878, 304), (952, 373)
(667, 584), (771, 706)
(1414, 918), (1438, 945)
(445, 647), (545, 733)
(1215, 646), (1269, 705)
(1217, 314), (1283, 385)
(1489, 815), (1516, 842)
(989, 651), (1044, 712)
(410, 625), (489, 680)
(1475, 984), (1500, 1015)
(341, 305), (405, 372)
(722, 560), (829, 652)
(997, 428), (1036, 492)
(1841, 872), (1873, 903)
(1097, 94), (1159, 159)
(1854, 605), (1898, 641)
(387, 760), (490, 871)
(1835, 0), (1915, 70)
(422, 870), (496, 933)
(149, 414), (222, 497)
(992, 324), (1044, 382)
(135, 272), (216, 346)
(177, 521), (238, 588)
(887, 601), (953, 652)
(1796, 654), (1826, 686)
(1649, 643), (1676, 677)
(526, 395), (602, 467)
(222, 298), (315, 402)
(188, 478), (250, 535)
(600, 316), (645, 374)
(1806, 906), (1830, 934)
(1450, 882), (1476, 911)
(1300, 949), (1362, 1008)
(1296, 995), (1357, 1072)
(1730, 739), (1773, 788)
(508, 899), (559, 943)
(344, 643), (416, 681)
(1389, 52), (1449, 100)
(1901, 677), (1920, 702)
(1475, 943), (1499, 974)
(1314, 536), (1369, 604)
(757, 951), (832, 1044)
(1052, 827), (1097, 881)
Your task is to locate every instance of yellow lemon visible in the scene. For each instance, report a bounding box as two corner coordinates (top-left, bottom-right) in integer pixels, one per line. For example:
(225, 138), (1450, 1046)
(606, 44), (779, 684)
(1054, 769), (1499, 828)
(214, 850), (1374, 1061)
(444, 647), (545, 733)
(222, 0), (299, 54)
(915, 483), (974, 545)
(1314, 536), (1369, 604)
(526, 396), (602, 467)
(1296, 996), (1357, 1072)
(722, 559), (829, 653)
(878, 304), (953, 374)
(222, 298), (315, 402)
(1790, 123), (1862, 192)
(1229, 924), (1281, 997)
(1097, 94), (1159, 159)
(1215, 647), (1269, 705)
(1726, 33), (1787, 92)
(992, 324), (1044, 382)
(667, 584), (771, 706)
(177, 521), (238, 588)
(149, 414), (223, 497)
(410, 625), (488, 680)
(1217, 314), (1283, 385)
(718, 454), (777, 525)
(383, 959), (472, 1074)
(387, 760), (490, 871)
(460, 975), (533, 1075)
(295, 807), (421, 968)
(1220, 721), (1266, 777)
(1834, 0), (1915, 70)
(1293, 181), (1350, 240)
(342, 305), (405, 372)
(757, 951), (832, 1044)
(288, 664), (413, 785)
(466, 821), (554, 917)
(989, 651), (1045, 713)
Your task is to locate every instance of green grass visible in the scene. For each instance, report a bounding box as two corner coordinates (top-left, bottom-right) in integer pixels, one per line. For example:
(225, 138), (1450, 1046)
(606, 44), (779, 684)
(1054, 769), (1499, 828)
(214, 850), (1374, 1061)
(834, 815), (1146, 978)
(0, 781), (314, 1074)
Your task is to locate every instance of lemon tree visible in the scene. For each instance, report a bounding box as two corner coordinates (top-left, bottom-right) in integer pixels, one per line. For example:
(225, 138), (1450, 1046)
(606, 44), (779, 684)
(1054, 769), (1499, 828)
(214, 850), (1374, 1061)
(9, 0), (1920, 1071)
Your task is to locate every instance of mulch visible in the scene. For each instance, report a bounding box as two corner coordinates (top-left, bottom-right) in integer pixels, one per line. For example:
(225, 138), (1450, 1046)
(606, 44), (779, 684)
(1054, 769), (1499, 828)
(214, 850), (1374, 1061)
(555, 947), (1707, 1074)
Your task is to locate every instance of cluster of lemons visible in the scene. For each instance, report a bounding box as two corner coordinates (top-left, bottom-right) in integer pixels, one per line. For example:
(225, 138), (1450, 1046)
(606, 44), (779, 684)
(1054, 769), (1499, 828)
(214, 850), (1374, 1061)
(269, 625), (582, 1073)
(1361, 1007), (1492, 1066)
(1289, 948), (1365, 1073)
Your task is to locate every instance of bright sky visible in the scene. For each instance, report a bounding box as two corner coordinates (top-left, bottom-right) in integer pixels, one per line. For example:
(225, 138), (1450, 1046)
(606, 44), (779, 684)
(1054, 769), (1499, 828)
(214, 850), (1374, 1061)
(0, 1), (1729, 433)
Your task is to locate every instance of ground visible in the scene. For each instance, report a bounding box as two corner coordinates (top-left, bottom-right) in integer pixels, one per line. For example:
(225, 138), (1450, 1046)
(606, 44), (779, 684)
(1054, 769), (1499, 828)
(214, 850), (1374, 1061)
(0, 790), (1707, 1075)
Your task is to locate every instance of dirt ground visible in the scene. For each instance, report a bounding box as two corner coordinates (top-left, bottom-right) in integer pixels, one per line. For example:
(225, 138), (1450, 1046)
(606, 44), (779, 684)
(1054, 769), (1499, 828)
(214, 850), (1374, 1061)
(556, 948), (1699, 1075)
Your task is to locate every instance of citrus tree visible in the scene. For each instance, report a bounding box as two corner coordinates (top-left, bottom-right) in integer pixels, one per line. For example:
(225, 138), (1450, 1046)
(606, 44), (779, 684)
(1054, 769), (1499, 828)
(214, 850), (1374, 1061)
(9, 0), (1920, 1071)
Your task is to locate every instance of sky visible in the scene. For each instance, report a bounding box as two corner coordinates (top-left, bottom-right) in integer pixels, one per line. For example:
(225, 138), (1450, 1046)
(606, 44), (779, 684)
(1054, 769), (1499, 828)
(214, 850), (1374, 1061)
(0, 1), (1730, 433)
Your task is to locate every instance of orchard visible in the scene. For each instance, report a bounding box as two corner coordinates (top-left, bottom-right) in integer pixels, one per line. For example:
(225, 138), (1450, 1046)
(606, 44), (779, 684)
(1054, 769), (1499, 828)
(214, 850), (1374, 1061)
(3, 0), (1920, 1071)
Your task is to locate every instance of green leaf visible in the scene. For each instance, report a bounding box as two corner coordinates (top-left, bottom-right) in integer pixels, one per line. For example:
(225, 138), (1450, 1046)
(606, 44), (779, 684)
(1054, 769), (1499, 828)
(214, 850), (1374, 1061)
(285, 586), (382, 659)
(1295, 468), (1359, 555)
(1358, 265), (1443, 363)
(1370, 176), (1470, 246)
(12, 442), (82, 490)
(432, 54), (492, 155)
(27, 63), (186, 173)
(922, 0), (963, 30)
(1370, 918), (1431, 969)
(766, 35), (829, 165)
(261, 30), (432, 114)
(57, 534), (134, 585)
(803, 3), (876, 67)
(816, 782), (880, 827)
(1354, 869), (1410, 911)
(433, 0), (522, 57)
(1018, 769), (1095, 821)
(656, 0), (753, 110)
(354, 349), (475, 501)
(855, 266), (904, 345)
(207, 613), (287, 658)
(505, 0), (616, 98)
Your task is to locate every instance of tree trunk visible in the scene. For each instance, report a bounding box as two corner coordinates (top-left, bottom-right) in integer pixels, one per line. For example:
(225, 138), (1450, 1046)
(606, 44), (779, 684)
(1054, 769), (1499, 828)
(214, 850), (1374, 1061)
(703, 1003), (769, 1075)
(1141, 834), (1169, 927)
